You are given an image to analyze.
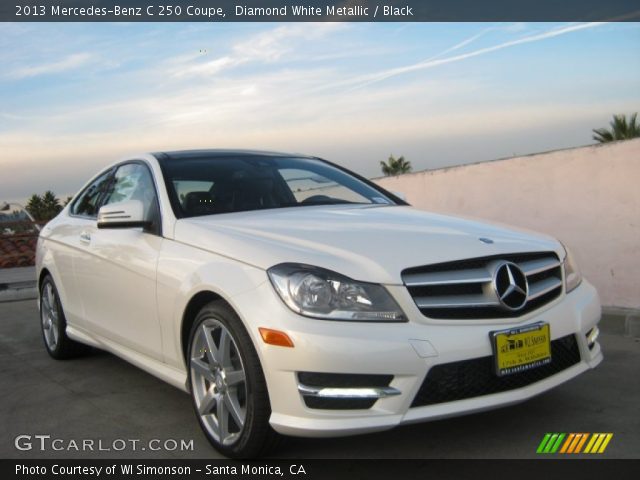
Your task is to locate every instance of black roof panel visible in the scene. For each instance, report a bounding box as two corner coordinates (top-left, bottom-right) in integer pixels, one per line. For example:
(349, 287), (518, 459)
(153, 149), (317, 160)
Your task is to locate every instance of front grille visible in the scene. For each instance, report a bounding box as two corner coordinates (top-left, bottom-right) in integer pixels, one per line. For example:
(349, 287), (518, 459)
(402, 252), (563, 319)
(411, 334), (580, 407)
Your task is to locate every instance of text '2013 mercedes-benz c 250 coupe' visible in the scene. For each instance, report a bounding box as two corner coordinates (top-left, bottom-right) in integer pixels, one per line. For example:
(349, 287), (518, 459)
(36, 150), (602, 457)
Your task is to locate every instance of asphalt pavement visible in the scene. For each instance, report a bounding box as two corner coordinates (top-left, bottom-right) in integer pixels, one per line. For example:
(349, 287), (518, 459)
(1, 300), (638, 459)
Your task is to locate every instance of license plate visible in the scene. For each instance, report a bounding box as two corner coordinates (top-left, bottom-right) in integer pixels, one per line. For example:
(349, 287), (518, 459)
(490, 323), (551, 376)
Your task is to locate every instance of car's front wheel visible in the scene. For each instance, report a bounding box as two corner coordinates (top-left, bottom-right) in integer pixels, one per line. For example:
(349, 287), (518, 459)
(188, 301), (279, 458)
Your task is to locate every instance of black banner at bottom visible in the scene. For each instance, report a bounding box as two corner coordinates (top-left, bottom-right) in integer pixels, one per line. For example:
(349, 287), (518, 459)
(4, 459), (640, 480)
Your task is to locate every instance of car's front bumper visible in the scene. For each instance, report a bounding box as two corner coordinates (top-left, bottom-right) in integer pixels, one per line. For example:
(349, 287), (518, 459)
(230, 278), (602, 438)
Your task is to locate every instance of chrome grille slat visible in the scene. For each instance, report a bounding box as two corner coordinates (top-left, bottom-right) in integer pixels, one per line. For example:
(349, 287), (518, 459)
(520, 258), (561, 276)
(527, 277), (563, 301)
(414, 294), (500, 309)
(403, 268), (492, 287)
(402, 252), (564, 320)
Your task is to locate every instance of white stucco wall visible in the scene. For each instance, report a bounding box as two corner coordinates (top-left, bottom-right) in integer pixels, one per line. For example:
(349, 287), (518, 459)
(374, 139), (640, 309)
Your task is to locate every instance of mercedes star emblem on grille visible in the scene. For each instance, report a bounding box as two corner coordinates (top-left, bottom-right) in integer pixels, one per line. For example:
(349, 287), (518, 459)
(493, 262), (529, 310)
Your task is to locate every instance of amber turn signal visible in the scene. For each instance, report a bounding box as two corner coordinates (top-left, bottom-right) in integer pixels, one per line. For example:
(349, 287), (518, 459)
(259, 328), (294, 348)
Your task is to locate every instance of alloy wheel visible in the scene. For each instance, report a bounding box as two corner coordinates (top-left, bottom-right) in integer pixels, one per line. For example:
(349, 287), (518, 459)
(41, 281), (59, 351)
(190, 319), (248, 446)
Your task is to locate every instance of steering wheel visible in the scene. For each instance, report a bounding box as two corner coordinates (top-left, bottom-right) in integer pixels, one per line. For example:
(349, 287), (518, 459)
(300, 195), (334, 204)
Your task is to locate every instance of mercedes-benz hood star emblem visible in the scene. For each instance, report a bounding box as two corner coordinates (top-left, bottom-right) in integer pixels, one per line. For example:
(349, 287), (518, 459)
(493, 262), (529, 310)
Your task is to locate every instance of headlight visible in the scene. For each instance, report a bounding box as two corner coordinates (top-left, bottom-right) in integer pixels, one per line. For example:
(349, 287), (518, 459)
(267, 263), (406, 322)
(563, 245), (582, 293)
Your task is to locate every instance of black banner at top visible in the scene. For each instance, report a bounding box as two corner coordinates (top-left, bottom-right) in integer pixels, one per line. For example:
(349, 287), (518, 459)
(4, 0), (640, 22)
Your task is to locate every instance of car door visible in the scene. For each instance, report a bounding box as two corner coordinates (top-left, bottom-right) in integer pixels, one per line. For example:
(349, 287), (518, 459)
(54, 168), (114, 329)
(72, 161), (164, 360)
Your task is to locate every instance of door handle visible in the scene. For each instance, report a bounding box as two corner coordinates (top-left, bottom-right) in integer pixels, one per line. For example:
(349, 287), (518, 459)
(79, 231), (91, 243)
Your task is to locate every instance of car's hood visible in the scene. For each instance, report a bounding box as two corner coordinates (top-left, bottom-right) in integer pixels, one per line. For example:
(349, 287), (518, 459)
(173, 205), (563, 284)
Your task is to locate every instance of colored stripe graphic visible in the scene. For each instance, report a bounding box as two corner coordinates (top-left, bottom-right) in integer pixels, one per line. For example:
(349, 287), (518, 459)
(550, 433), (565, 453)
(598, 434), (613, 453)
(544, 433), (559, 453)
(537, 433), (613, 454)
(537, 433), (566, 453)
(559, 433), (575, 453)
(584, 433), (614, 454)
(567, 433), (583, 453)
(584, 433), (599, 453)
(537, 433), (552, 453)
(574, 433), (589, 453)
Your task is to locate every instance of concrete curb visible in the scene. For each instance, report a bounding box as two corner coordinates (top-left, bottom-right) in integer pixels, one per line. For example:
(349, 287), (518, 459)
(600, 306), (640, 338)
(0, 281), (37, 302)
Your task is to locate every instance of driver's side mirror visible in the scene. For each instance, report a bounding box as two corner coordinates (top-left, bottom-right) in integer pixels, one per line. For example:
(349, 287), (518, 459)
(97, 200), (151, 230)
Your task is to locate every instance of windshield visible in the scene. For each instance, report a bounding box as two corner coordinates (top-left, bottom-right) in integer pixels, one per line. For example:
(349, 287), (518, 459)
(158, 155), (399, 218)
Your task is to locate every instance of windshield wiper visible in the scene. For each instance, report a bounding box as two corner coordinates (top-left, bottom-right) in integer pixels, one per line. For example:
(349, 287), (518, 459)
(271, 200), (360, 209)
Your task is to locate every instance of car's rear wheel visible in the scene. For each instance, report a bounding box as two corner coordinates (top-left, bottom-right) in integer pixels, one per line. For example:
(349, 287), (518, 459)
(188, 301), (280, 458)
(39, 274), (89, 359)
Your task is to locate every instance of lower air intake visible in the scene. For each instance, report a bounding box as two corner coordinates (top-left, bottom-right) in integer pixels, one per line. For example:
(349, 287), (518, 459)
(411, 334), (580, 407)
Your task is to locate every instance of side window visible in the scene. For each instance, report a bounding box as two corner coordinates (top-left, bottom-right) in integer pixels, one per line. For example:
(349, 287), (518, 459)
(102, 163), (160, 228)
(71, 170), (113, 218)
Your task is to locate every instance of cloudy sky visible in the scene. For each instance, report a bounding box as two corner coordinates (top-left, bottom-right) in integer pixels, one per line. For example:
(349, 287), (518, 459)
(1, 21), (639, 203)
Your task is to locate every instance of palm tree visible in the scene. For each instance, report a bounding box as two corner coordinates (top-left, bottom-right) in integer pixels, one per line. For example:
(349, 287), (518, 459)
(26, 194), (46, 221)
(592, 113), (640, 143)
(25, 191), (64, 221)
(42, 190), (62, 220)
(380, 155), (412, 176)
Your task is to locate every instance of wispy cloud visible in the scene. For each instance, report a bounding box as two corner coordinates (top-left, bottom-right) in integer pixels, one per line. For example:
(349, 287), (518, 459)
(8, 52), (92, 79)
(383, 23), (529, 76)
(343, 22), (606, 90)
(172, 23), (344, 79)
(427, 27), (495, 60)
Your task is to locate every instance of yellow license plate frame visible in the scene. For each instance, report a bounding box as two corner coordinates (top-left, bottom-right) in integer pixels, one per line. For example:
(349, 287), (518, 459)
(490, 323), (552, 376)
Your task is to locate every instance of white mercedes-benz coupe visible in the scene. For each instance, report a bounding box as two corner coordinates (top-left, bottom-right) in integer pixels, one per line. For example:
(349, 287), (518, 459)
(36, 150), (602, 457)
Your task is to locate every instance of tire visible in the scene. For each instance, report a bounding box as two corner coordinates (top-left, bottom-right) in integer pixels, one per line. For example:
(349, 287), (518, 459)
(187, 300), (281, 458)
(39, 274), (90, 359)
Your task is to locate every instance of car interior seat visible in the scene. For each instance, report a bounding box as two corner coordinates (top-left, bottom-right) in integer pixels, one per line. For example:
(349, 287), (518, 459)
(183, 191), (216, 216)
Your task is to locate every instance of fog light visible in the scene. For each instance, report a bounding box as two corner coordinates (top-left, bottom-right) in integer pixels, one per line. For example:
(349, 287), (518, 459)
(586, 327), (600, 349)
